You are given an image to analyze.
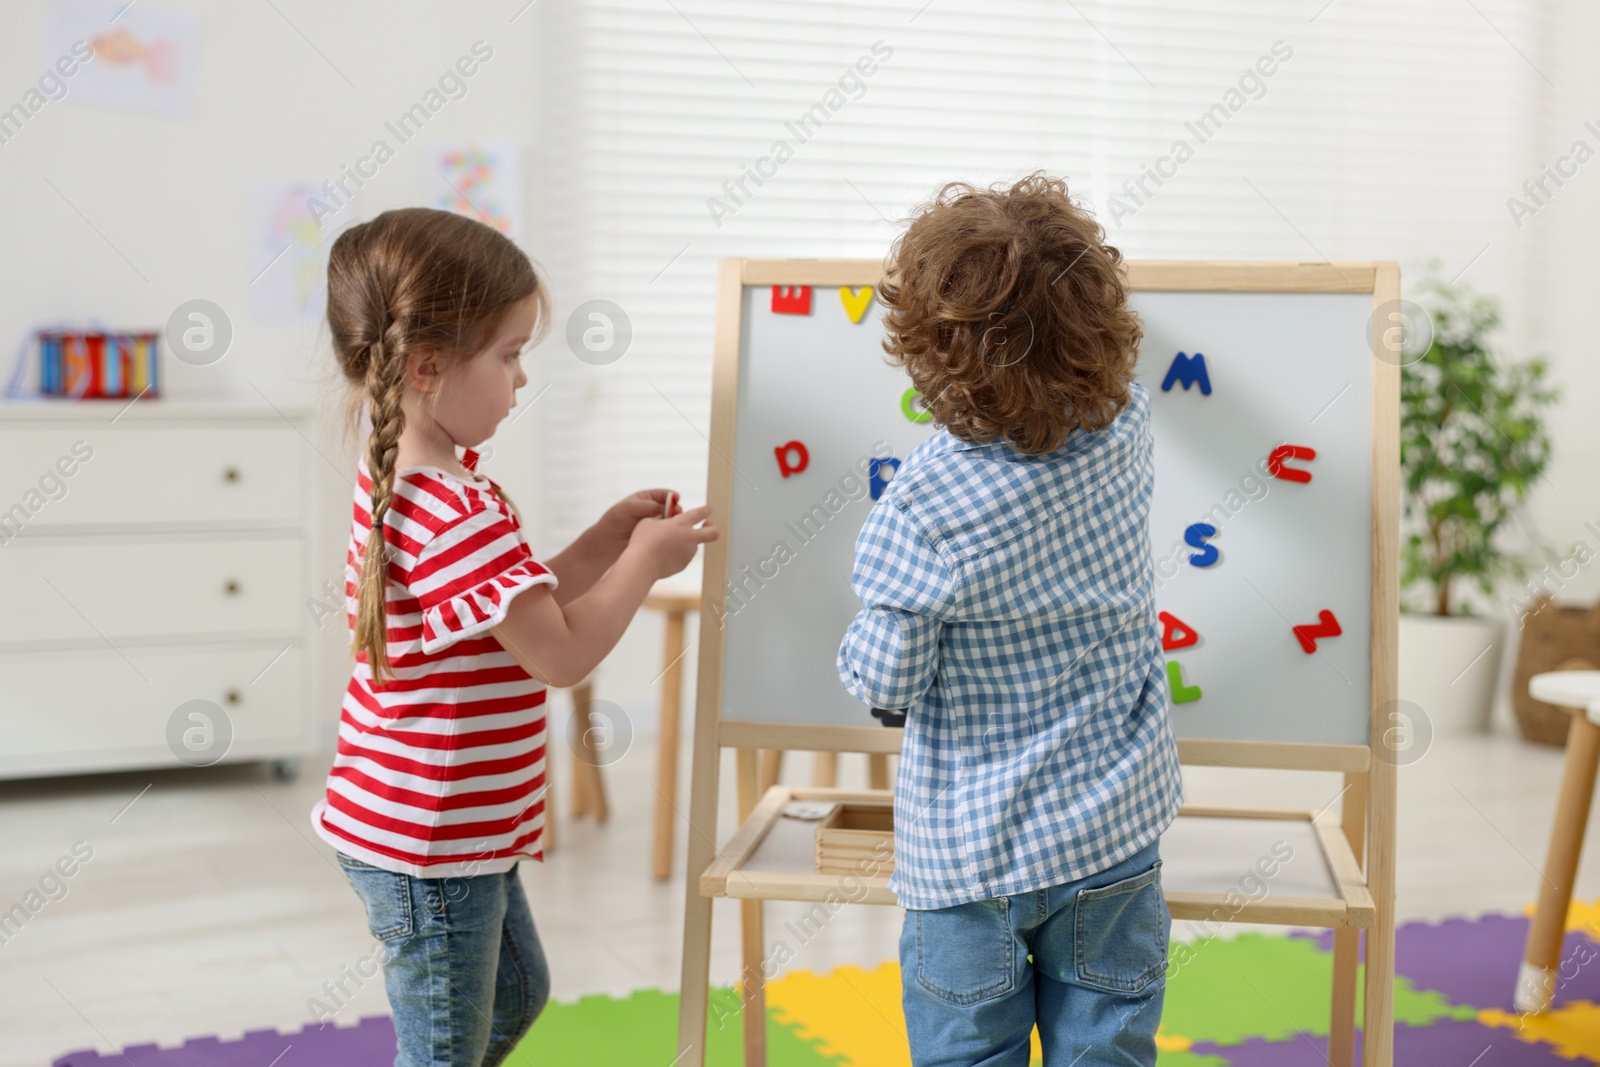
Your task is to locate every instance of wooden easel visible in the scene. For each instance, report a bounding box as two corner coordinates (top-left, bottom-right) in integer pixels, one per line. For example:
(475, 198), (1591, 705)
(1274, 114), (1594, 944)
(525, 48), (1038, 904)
(675, 259), (1400, 1067)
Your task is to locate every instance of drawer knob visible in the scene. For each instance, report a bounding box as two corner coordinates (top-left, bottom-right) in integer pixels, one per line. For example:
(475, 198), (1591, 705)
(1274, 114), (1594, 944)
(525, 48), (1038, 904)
(224, 579), (240, 595)
(223, 467), (240, 483)
(225, 689), (242, 705)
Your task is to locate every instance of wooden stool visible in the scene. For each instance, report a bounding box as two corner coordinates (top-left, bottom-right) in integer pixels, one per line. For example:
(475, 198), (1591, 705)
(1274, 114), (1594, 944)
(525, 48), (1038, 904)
(543, 744), (556, 853)
(646, 585), (700, 881)
(567, 676), (610, 823)
(1516, 669), (1600, 1011)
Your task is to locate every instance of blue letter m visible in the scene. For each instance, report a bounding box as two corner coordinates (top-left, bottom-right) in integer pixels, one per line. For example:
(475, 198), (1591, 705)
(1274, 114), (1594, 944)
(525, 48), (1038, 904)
(1161, 351), (1212, 395)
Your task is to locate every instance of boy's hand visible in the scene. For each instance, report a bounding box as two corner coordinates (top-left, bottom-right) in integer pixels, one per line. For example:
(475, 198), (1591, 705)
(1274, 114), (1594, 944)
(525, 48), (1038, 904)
(598, 489), (684, 546)
(871, 707), (907, 727)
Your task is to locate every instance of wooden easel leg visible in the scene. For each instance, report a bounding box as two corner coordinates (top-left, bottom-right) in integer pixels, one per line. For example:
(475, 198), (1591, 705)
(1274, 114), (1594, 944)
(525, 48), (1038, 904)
(1330, 769), (1366, 1067)
(758, 749), (783, 793)
(651, 610), (688, 881)
(1361, 914), (1395, 1067)
(675, 727), (725, 1066)
(868, 753), (890, 790)
(678, 888), (714, 1065)
(740, 899), (768, 1067)
(1363, 759), (1397, 1066)
(736, 748), (768, 1067)
(1518, 711), (1600, 1011)
(813, 750), (838, 787)
(737, 746), (762, 817)
(1328, 927), (1359, 1067)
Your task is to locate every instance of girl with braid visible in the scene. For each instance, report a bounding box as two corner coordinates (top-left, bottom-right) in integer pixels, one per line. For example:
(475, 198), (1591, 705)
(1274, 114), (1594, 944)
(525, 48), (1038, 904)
(309, 207), (717, 1066)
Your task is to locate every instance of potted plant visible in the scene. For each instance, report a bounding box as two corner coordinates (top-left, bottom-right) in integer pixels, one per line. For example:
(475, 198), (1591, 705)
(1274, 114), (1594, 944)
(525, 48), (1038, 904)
(1398, 264), (1560, 737)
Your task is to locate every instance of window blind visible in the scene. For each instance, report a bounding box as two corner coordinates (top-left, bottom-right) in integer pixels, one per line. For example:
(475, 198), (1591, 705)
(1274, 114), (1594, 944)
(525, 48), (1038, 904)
(522, 0), (1546, 556)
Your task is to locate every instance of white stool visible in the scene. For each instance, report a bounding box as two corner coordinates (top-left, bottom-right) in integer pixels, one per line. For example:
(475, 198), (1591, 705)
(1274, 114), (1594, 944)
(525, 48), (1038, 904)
(1516, 670), (1600, 1012)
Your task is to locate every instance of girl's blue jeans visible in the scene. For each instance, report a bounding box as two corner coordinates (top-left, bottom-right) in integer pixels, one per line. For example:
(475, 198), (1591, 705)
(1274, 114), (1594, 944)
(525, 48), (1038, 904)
(337, 852), (550, 1067)
(898, 838), (1168, 1067)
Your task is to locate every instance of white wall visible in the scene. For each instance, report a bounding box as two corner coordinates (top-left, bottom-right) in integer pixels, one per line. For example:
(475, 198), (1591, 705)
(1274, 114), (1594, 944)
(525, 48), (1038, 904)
(1450, 0), (1600, 731)
(1509, 2), (1600, 606)
(0, 2), (556, 747)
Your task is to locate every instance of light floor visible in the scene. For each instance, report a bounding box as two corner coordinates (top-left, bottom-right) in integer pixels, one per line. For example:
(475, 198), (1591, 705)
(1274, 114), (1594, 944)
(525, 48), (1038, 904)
(0, 718), (1593, 1066)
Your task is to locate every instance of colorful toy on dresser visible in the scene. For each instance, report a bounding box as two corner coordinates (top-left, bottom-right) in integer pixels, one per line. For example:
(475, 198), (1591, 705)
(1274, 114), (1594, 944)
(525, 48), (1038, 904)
(36, 329), (160, 398)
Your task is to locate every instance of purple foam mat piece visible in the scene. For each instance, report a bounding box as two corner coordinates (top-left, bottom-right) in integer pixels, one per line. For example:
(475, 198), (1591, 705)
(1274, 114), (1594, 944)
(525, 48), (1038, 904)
(53, 1015), (396, 1066)
(1189, 1017), (1576, 1066)
(1287, 914), (1600, 1012)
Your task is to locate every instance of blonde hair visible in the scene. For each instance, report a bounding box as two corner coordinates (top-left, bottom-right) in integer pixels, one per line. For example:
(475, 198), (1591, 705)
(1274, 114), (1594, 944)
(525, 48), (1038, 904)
(326, 207), (551, 684)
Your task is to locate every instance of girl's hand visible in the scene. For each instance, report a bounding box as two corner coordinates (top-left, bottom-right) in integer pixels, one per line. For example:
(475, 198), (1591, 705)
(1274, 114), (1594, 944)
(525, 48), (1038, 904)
(599, 489), (683, 546)
(628, 505), (718, 580)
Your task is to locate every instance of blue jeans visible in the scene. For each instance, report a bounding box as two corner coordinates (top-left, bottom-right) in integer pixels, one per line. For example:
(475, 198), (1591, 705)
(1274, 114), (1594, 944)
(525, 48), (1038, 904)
(899, 839), (1168, 1067)
(337, 852), (550, 1067)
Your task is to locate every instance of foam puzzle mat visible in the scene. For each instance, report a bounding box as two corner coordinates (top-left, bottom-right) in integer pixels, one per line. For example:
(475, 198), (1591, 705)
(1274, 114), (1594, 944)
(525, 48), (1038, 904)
(53, 903), (1600, 1065)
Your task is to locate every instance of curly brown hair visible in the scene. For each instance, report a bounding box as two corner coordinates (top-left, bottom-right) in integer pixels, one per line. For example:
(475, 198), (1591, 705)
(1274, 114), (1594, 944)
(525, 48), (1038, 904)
(325, 207), (550, 684)
(878, 172), (1142, 456)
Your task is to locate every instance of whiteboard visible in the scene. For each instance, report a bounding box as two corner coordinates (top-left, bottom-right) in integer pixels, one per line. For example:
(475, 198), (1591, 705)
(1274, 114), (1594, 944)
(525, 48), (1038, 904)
(716, 280), (1375, 745)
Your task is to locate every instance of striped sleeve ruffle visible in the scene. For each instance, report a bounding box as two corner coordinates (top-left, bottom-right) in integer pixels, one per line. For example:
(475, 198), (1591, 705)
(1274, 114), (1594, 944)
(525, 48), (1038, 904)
(409, 506), (558, 654)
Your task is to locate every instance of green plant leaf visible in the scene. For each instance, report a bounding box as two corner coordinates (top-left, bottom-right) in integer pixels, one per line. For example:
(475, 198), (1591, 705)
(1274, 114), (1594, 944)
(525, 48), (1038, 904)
(1399, 265), (1562, 617)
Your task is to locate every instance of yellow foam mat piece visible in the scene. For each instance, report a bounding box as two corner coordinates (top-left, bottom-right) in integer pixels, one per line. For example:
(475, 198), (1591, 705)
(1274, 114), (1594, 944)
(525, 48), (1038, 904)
(766, 961), (923, 1066)
(1480, 1001), (1600, 1060)
(1156, 1029), (1193, 1053)
(765, 960), (1191, 1066)
(1524, 893), (1600, 940)
(1567, 899), (1600, 942)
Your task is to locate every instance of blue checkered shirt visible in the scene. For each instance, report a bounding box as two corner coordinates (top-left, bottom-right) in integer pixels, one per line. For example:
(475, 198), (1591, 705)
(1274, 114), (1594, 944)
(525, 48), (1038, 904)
(837, 379), (1183, 910)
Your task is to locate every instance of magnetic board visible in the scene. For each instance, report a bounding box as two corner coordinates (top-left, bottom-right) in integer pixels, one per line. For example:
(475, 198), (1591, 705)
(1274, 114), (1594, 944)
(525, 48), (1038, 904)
(712, 263), (1389, 747)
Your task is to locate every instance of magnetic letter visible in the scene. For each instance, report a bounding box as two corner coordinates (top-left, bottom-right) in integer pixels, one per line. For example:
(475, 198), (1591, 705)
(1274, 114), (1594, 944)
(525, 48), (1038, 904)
(1158, 610), (1199, 651)
(1167, 660), (1202, 703)
(774, 440), (809, 478)
(1184, 523), (1219, 567)
(869, 457), (900, 500)
(839, 286), (874, 323)
(1161, 351), (1212, 395)
(1292, 609), (1342, 653)
(901, 387), (932, 424)
(1268, 444), (1316, 483)
(771, 286), (812, 315)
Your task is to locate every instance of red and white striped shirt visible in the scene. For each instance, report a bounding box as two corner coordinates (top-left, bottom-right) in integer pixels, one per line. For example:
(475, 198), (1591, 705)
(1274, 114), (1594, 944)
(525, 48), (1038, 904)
(310, 446), (559, 878)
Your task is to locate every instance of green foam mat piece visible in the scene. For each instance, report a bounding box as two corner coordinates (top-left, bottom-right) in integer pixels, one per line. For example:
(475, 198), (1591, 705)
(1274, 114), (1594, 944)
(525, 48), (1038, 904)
(511, 985), (845, 1066)
(1161, 933), (1476, 1046)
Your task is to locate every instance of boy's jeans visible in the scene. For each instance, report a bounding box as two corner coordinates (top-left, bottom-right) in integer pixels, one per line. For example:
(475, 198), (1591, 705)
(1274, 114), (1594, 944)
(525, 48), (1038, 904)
(899, 838), (1168, 1067)
(337, 852), (550, 1067)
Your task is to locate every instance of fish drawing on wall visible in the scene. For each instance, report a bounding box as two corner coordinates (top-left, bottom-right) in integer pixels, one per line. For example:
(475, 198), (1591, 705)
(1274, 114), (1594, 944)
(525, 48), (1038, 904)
(44, 0), (199, 116)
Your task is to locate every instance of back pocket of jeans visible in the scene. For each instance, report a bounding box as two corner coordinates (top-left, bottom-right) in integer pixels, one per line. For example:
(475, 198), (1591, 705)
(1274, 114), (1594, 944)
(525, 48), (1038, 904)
(1074, 861), (1167, 995)
(914, 897), (1015, 1006)
(340, 856), (414, 942)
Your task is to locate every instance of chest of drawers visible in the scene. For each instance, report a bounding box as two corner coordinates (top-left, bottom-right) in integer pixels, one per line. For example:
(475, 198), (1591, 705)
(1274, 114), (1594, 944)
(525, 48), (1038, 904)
(0, 401), (319, 779)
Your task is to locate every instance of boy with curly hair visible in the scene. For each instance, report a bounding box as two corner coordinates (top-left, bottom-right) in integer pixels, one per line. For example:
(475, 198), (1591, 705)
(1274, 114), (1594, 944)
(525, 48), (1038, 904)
(838, 172), (1183, 1067)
